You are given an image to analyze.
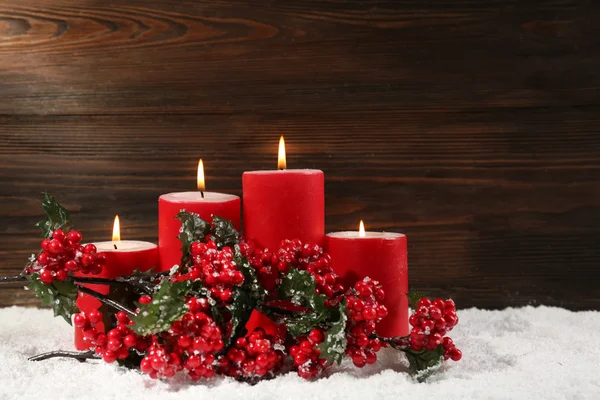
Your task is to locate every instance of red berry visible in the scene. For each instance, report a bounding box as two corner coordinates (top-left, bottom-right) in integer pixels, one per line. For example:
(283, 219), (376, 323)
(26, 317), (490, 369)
(55, 269), (68, 281)
(450, 348), (462, 361)
(48, 240), (64, 254)
(103, 350), (117, 363)
(64, 260), (78, 271)
(417, 298), (432, 308)
(138, 295), (152, 305)
(308, 329), (324, 344)
(83, 244), (97, 254)
(40, 270), (54, 285)
(88, 310), (102, 324)
(37, 253), (49, 266)
(68, 230), (82, 243)
(123, 334), (137, 349)
(52, 229), (66, 242)
(73, 313), (88, 328)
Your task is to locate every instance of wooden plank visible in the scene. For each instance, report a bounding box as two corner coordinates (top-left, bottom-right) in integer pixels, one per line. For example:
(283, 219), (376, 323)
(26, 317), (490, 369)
(0, 1), (598, 115)
(1, 114), (599, 309)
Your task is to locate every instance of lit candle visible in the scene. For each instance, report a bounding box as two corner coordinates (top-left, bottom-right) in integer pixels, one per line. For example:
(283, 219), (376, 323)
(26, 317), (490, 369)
(158, 159), (240, 270)
(242, 136), (324, 251)
(75, 216), (159, 350)
(326, 220), (408, 337)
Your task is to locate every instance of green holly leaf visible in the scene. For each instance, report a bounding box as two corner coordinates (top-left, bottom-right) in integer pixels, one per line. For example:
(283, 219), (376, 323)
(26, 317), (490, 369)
(28, 274), (79, 324)
(404, 345), (444, 382)
(36, 192), (72, 238)
(234, 245), (267, 300)
(226, 289), (255, 348)
(176, 211), (210, 267)
(316, 301), (347, 364)
(407, 291), (427, 310)
(131, 280), (192, 336)
(211, 216), (240, 249)
(279, 268), (331, 336)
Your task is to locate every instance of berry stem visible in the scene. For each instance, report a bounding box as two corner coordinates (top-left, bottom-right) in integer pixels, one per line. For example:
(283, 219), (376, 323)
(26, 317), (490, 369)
(76, 285), (137, 317)
(28, 350), (98, 362)
(0, 275), (27, 284)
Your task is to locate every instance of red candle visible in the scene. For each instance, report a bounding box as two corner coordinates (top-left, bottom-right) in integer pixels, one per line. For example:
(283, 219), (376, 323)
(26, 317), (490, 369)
(326, 221), (408, 337)
(158, 159), (241, 270)
(242, 137), (324, 251)
(75, 216), (159, 350)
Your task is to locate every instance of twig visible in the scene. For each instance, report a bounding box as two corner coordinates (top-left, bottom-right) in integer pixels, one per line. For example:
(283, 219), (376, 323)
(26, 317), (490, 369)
(0, 275), (27, 284)
(371, 334), (410, 350)
(76, 285), (137, 317)
(72, 277), (129, 286)
(28, 350), (98, 362)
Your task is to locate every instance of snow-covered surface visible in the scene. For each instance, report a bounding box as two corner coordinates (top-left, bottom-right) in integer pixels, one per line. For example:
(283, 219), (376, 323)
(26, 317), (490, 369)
(0, 306), (599, 400)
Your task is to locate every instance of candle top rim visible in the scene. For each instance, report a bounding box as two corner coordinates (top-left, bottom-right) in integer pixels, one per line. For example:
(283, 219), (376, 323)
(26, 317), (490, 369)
(326, 231), (405, 239)
(243, 169), (323, 175)
(160, 192), (240, 203)
(92, 240), (157, 252)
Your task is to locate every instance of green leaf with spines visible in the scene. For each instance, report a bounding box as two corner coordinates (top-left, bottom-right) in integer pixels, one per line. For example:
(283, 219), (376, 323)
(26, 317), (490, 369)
(210, 216), (240, 249)
(407, 291), (427, 310)
(234, 245), (267, 300)
(28, 274), (79, 324)
(36, 192), (72, 238)
(176, 211), (210, 268)
(225, 289), (255, 348)
(316, 301), (347, 364)
(278, 268), (332, 336)
(131, 279), (192, 336)
(404, 345), (444, 382)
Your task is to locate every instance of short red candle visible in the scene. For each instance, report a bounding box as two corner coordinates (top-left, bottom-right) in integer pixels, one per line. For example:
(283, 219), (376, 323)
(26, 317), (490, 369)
(74, 240), (159, 350)
(242, 170), (324, 250)
(326, 231), (408, 337)
(158, 192), (240, 270)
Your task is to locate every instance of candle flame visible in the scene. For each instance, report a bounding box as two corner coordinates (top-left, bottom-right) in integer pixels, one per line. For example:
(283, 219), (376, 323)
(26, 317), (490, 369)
(112, 215), (121, 242)
(277, 136), (286, 170)
(197, 159), (206, 191)
(359, 220), (366, 237)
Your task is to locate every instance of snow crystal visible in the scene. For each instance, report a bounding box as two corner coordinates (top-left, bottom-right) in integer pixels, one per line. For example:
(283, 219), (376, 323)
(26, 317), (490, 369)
(0, 306), (599, 400)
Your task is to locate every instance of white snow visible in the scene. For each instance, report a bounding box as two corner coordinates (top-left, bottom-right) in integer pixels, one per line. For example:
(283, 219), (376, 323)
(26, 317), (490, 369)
(0, 306), (599, 400)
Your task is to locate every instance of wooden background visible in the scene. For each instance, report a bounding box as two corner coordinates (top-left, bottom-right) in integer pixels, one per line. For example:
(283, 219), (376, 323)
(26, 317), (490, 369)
(1, 0), (599, 309)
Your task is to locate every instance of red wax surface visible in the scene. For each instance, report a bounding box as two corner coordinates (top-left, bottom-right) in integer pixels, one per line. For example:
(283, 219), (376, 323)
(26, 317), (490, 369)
(326, 232), (408, 337)
(158, 192), (240, 271)
(74, 241), (159, 350)
(242, 169), (324, 251)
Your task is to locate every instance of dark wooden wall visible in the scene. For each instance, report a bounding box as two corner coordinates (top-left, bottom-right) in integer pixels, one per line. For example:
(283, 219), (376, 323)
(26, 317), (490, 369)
(1, 0), (599, 309)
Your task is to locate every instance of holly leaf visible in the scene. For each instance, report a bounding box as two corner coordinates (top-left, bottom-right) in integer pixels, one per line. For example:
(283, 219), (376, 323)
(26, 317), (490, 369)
(407, 291), (427, 310)
(211, 216), (240, 249)
(316, 301), (347, 364)
(36, 192), (72, 238)
(234, 245), (267, 300)
(28, 274), (79, 324)
(131, 280), (192, 336)
(404, 345), (444, 382)
(176, 211), (210, 267)
(279, 268), (331, 336)
(226, 289), (255, 348)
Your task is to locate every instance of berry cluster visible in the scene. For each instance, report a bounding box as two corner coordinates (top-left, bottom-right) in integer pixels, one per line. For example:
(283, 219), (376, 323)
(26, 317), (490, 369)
(289, 328), (328, 379)
(219, 329), (284, 378)
(179, 242), (244, 303)
(74, 310), (147, 363)
(141, 297), (224, 380)
(242, 239), (344, 302)
(409, 298), (461, 360)
(27, 229), (105, 285)
(345, 278), (387, 367)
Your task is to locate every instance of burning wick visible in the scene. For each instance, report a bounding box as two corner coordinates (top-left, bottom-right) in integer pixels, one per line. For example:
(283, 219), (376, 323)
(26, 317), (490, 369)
(278, 136), (286, 171)
(197, 158), (206, 199)
(112, 215), (120, 250)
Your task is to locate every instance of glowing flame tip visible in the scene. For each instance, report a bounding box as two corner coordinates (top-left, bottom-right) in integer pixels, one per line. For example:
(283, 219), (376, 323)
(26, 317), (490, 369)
(112, 215), (121, 242)
(359, 220), (366, 237)
(277, 136), (286, 170)
(197, 159), (205, 192)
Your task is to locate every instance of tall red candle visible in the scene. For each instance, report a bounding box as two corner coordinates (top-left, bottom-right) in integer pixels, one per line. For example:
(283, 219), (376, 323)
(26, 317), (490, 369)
(326, 223), (408, 337)
(75, 216), (159, 350)
(158, 159), (241, 270)
(242, 137), (324, 251)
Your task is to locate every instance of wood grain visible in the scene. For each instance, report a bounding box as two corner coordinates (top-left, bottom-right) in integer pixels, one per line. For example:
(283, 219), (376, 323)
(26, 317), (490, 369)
(1, 0), (599, 310)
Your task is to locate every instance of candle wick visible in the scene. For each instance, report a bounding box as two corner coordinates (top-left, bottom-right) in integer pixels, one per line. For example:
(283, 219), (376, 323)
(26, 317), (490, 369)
(200, 191), (205, 199)
(114, 243), (118, 250)
(279, 168), (284, 171)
